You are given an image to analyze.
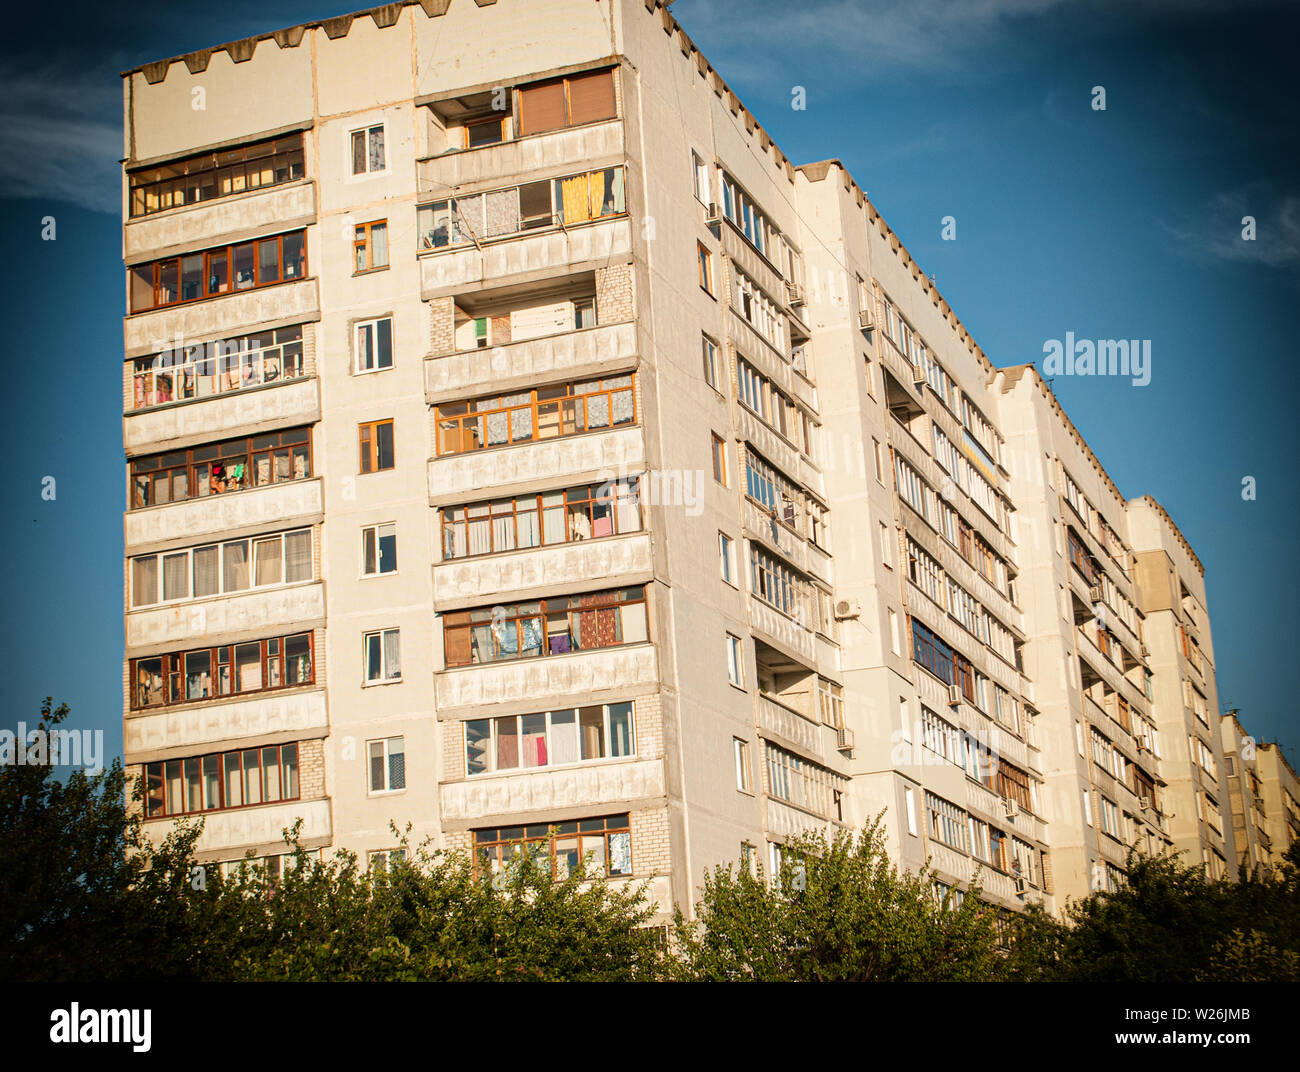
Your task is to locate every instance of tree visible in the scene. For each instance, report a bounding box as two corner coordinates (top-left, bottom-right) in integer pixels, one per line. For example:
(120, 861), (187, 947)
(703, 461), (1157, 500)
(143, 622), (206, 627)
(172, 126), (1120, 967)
(671, 816), (1009, 981)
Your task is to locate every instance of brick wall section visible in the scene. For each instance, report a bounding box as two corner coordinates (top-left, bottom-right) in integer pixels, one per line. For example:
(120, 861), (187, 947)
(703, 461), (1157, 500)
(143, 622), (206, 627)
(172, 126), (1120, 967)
(299, 737), (326, 800)
(444, 829), (473, 861)
(442, 716), (462, 779)
(631, 806), (671, 876)
(428, 295), (455, 356)
(595, 263), (634, 324)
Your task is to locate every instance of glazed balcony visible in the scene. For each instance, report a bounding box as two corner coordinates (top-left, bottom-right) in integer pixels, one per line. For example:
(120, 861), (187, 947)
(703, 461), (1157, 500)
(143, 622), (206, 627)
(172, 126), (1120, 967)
(124, 688), (327, 758)
(433, 531), (653, 609)
(435, 642), (658, 713)
(126, 582), (324, 653)
(124, 180), (316, 264)
(426, 321), (636, 403)
(418, 119), (623, 194)
(125, 478), (322, 552)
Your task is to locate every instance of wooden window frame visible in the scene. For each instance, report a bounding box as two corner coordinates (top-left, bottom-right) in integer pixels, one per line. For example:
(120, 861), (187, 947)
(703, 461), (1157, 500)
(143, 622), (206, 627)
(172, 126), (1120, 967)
(698, 241), (714, 296)
(128, 133), (305, 218)
(131, 325), (305, 410)
(516, 68), (617, 138)
(439, 478), (641, 560)
(129, 426), (312, 510)
(353, 219), (389, 273)
(143, 742), (299, 819)
(442, 587), (649, 669)
(711, 432), (728, 486)
(129, 230), (307, 313)
(434, 377), (636, 457)
(358, 419), (396, 474)
(473, 813), (632, 880)
(130, 632), (314, 711)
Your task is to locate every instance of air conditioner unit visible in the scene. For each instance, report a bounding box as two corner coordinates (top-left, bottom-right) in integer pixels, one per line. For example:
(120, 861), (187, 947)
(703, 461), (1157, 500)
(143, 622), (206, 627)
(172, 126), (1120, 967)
(1140, 643), (1150, 658)
(1013, 876), (1027, 896)
(1003, 798), (1020, 819)
(836, 726), (855, 753)
(785, 280), (806, 306)
(911, 364), (927, 386)
(833, 598), (861, 621)
(1088, 585), (1102, 603)
(706, 202), (723, 224)
(857, 310), (875, 333)
(1135, 741), (1151, 755)
(947, 684), (962, 707)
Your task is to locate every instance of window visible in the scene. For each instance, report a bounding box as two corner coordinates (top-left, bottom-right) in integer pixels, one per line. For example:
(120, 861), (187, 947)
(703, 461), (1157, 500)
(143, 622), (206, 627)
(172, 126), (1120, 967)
(350, 124), (386, 175)
(129, 529), (311, 607)
(466, 702), (634, 775)
(749, 544), (811, 623)
(734, 737), (752, 792)
(442, 587), (648, 668)
(736, 358), (806, 452)
(143, 742), (299, 818)
(355, 317), (393, 373)
(817, 680), (844, 729)
(417, 165), (625, 250)
(726, 633), (745, 688)
(369, 849), (406, 872)
(698, 241), (714, 296)
(925, 791), (969, 851)
(435, 377), (636, 455)
(129, 230), (306, 313)
(128, 133), (305, 217)
(873, 438), (885, 483)
(702, 334), (721, 391)
(732, 269), (785, 352)
(362, 523), (397, 576)
(130, 632), (313, 710)
(1100, 795), (1121, 838)
(719, 172), (775, 259)
(474, 813), (631, 880)
(905, 786), (918, 836)
(130, 427), (311, 509)
(766, 742), (845, 819)
(880, 521), (893, 569)
(910, 618), (954, 686)
(719, 531), (737, 586)
(131, 325), (305, 410)
(888, 609), (901, 655)
(691, 150), (710, 205)
(353, 220), (389, 272)
(368, 736), (406, 793)
(711, 433), (728, 486)
(359, 419), (395, 473)
(441, 480), (641, 559)
(516, 68), (616, 136)
(363, 629), (401, 683)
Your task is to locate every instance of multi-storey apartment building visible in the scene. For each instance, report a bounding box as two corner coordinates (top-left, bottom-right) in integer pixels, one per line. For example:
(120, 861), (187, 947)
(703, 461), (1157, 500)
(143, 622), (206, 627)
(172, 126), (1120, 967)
(119, 0), (1257, 921)
(1128, 495), (1233, 877)
(1221, 710), (1274, 873)
(994, 366), (1173, 904)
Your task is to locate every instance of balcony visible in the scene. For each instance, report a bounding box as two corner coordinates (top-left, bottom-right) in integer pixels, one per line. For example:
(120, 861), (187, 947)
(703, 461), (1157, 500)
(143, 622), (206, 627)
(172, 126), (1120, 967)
(433, 532), (652, 609)
(436, 642), (658, 712)
(743, 498), (809, 573)
(418, 121), (623, 194)
(124, 181), (316, 264)
(765, 798), (839, 841)
(748, 596), (816, 666)
(419, 216), (632, 296)
(124, 688), (327, 758)
(440, 756), (664, 823)
(756, 694), (824, 764)
(734, 402), (802, 482)
(428, 425), (645, 506)
(145, 797), (331, 856)
(426, 321), (637, 403)
(126, 582), (324, 652)
(125, 278), (319, 358)
(125, 478), (322, 551)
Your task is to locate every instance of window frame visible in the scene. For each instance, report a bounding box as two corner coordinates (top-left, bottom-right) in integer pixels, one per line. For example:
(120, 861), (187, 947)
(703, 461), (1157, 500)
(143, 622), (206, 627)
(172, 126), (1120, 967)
(349, 123), (387, 177)
(367, 735), (406, 794)
(358, 419), (396, 474)
(361, 522), (398, 578)
(362, 628), (402, 684)
(354, 316), (394, 374)
(143, 741), (300, 819)
(128, 229), (307, 313)
(129, 632), (314, 711)
(353, 219), (390, 273)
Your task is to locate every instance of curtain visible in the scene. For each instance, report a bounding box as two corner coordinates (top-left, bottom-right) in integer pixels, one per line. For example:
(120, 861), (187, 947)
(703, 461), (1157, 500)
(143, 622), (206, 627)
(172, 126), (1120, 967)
(550, 711), (579, 766)
(541, 493), (565, 544)
(561, 175), (589, 223)
(588, 170), (607, 219)
(586, 393), (610, 428)
(223, 542), (249, 592)
(255, 537), (283, 587)
(579, 707), (604, 760)
(492, 515), (515, 553)
(384, 630), (401, 679)
(285, 531), (311, 582)
(517, 505), (541, 549)
(485, 189), (520, 237)
(468, 517), (492, 556)
(162, 553), (188, 601)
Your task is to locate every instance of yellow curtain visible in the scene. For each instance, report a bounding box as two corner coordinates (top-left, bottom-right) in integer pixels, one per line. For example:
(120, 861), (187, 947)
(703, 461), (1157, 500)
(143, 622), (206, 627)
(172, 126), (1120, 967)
(588, 170), (606, 218)
(562, 175), (591, 223)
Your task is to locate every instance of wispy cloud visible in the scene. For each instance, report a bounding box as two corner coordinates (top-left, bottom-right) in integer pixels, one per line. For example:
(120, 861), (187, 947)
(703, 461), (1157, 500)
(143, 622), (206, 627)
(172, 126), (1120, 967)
(673, 0), (1290, 83)
(0, 57), (123, 214)
(1164, 184), (1300, 274)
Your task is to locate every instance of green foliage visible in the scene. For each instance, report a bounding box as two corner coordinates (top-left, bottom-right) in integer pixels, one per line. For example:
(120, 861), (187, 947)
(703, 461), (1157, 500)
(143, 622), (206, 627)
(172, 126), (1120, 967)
(672, 817), (1009, 981)
(5, 699), (1299, 982)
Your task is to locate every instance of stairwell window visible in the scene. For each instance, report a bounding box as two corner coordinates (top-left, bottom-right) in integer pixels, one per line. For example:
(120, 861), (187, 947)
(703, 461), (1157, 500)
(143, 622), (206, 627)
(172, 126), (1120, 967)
(355, 317), (393, 373)
(350, 124), (386, 175)
(368, 736), (406, 793)
(359, 419), (395, 473)
(361, 523), (397, 576)
(353, 220), (389, 273)
(698, 241), (715, 296)
(363, 629), (401, 683)
(727, 633), (745, 688)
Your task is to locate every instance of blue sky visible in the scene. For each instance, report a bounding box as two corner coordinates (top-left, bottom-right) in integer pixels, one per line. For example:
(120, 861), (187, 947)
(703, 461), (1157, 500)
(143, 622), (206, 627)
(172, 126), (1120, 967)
(0, 0), (1295, 771)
